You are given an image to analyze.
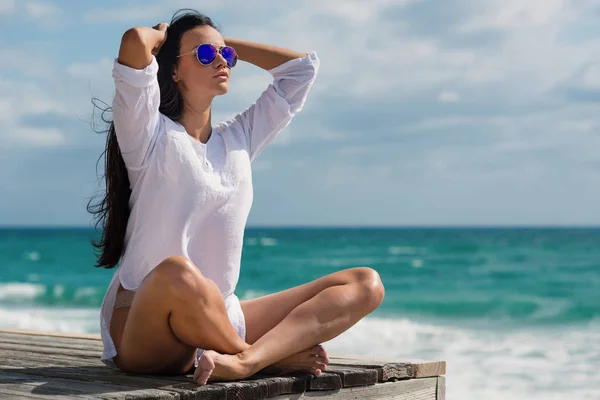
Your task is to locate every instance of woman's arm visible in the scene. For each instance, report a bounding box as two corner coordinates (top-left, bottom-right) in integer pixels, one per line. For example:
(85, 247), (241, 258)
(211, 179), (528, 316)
(224, 38), (307, 71)
(223, 40), (319, 161)
(111, 23), (167, 170)
(118, 23), (168, 70)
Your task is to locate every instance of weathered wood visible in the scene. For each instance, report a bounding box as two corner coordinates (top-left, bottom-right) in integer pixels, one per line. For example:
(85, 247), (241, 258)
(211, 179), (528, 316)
(0, 356), (192, 389)
(329, 356), (445, 381)
(0, 331), (105, 351)
(436, 376), (445, 400)
(307, 373), (342, 391)
(325, 366), (378, 387)
(0, 370), (178, 399)
(255, 376), (307, 398)
(0, 329), (446, 399)
(270, 377), (439, 399)
(0, 342), (101, 358)
(0, 352), (313, 399)
(0, 329), (101, 340)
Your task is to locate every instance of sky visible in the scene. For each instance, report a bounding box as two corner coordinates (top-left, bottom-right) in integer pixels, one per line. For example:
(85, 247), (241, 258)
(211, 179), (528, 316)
(1, 0), (599, 227)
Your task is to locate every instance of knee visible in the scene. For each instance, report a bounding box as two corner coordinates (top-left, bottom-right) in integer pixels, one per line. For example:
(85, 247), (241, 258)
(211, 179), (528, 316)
(151, 256), (206, 296)
(352, 267), (385, 310)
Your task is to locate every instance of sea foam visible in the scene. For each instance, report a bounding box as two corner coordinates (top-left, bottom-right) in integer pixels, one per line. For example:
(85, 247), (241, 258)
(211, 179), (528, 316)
(324, 316), (599, 400)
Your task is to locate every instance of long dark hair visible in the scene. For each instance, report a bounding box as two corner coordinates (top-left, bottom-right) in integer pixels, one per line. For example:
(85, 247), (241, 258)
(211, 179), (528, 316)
(87, 9), (220, 269)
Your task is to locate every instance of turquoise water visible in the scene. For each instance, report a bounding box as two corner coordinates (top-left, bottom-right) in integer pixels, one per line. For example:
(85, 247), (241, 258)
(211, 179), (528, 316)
(1, 227), (598, 399)
(1, 227), (598, 324)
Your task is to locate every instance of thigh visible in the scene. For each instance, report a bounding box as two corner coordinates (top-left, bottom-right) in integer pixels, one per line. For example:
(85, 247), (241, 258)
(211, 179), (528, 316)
(110, 282), (196, 375)
(240, 268), (363, 345)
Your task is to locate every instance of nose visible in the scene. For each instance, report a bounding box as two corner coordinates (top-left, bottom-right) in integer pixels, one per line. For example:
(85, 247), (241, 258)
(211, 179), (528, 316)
(213, 51), (228, 69)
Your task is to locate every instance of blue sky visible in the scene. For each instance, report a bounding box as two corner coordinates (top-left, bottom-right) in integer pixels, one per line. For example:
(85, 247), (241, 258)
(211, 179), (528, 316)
(1, 0), (599, 226)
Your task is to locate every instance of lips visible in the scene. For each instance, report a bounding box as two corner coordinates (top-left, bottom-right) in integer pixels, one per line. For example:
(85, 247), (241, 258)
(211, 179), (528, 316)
(213, 72), (229, 78)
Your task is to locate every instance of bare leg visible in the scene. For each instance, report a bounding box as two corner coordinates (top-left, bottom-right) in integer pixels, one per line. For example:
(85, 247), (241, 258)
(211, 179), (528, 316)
(111, 256), (249, 374)
(194, 267), (384, 384)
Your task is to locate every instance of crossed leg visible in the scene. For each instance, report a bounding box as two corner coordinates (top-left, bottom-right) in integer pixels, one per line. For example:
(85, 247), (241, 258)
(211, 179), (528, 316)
(194, 267), (385, 384)
(110, 256), (249, 374)
(109, 256), (384, 382)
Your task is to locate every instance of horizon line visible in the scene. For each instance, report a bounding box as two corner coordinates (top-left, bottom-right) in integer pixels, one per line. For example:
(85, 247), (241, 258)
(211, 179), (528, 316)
(1, 224), (600, 230)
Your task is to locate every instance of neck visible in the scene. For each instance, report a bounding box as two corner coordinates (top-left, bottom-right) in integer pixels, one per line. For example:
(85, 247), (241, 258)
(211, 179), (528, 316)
(178, 94), (213, 144)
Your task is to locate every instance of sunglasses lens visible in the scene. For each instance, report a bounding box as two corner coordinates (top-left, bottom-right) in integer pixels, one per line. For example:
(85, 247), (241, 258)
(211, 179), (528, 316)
(221, 46), (237, 68)
(197, 44), (217, 65)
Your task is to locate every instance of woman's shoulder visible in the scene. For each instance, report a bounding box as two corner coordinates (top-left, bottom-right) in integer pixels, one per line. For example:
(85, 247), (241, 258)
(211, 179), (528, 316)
(212, 118), (247, 146)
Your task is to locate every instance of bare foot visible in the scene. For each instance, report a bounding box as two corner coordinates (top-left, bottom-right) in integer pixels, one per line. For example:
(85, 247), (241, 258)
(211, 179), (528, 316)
(193, 350), (250, 386)
(262, 345), (330, 377)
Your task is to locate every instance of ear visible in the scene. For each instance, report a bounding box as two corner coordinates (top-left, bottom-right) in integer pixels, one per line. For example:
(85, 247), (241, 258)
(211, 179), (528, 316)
(172, 67), (179, 82)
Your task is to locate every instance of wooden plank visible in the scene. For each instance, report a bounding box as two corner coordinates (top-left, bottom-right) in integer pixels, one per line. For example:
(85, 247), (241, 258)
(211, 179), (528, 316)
(307, 373), (342, 391)
(328, 356), (445, 381)
(0, 332), (104, 351)
(0, 331), (445, 379)
(0, 330), (446, 400)
(324, 366), (377, 387)
(0, 329), (101, 341)
(327, 359), (410, 382)
(436, 376), (445, 400)
(0, 354), (208, 398)
(331, 355), (446, 378)
(0, 342), (101, 358)
(0, 363), (228, 399)
(270, 377), (438, 399)
(0, 353), (315, 400)
(0, 370), (178, 399)
(213, 380), (269, 400)
(0, 354), (187, 386)
(256, 376), (307, 398)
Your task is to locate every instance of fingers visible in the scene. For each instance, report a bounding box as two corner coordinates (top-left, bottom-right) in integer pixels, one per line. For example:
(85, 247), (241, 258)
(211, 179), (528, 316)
(150, 23), (169, 56)
(153, 22), (169, 32)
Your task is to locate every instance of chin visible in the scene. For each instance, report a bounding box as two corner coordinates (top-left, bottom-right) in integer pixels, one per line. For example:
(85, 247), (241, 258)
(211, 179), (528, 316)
(214, 84), (229, 95)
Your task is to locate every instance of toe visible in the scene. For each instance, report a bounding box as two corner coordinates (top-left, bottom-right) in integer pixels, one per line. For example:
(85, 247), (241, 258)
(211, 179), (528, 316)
(315, 356), (329, 365)
(316, 362), (327, 371)
(193, 351), (216, 386)
(316, 345), (329, 362)
(194, 369), (212, 386)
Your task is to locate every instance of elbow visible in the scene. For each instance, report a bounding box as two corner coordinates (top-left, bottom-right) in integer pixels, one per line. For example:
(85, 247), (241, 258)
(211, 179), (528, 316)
(121, 27), (145, 48)
(118, 27), (152, 69)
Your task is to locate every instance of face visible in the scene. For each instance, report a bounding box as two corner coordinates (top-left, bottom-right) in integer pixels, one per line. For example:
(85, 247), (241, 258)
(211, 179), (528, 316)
(174, 25), (231, 98)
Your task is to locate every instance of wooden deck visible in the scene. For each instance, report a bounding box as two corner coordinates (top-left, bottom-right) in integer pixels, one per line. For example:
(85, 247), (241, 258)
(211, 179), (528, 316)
(0, 329), (446, 399)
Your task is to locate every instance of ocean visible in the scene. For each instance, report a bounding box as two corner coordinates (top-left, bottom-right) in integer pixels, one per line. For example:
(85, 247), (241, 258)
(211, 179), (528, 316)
(0, 227), (598, 399)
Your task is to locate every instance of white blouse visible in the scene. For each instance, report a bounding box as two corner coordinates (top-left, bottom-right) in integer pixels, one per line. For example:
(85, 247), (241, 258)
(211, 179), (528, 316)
(99, 51), (320, 367)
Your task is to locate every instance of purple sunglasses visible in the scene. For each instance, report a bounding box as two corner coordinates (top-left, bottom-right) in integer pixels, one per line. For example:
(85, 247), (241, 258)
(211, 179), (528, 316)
(177, 43), (238, 68)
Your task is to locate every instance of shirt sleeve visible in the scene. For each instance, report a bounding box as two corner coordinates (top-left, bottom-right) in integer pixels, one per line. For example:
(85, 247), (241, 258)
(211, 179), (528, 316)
(111, 56), (161, 170)
(234, 51), (320, 162)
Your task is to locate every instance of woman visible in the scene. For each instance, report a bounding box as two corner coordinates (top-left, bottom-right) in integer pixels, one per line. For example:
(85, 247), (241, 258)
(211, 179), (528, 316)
(90, 9), (385, 386)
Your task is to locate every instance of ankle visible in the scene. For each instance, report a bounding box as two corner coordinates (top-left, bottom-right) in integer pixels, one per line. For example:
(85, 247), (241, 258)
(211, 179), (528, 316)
(236, 350), (260, 376)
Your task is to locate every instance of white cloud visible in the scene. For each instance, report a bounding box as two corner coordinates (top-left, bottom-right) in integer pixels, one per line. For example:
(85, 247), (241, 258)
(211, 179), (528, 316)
(0, 0), (15, 15)
(24, 0), (62, 28)
(459, 0), (570, 31)
(26, 1), (60, 18)
(311, 0), (420, 24)
(84, 1), (219, 23)
(578, 64), (600, 90)
(3, 0), (600, 225)
(438, 91), (460, 103)
(14, 127), (66, 147)
(67, 58), (113, 80)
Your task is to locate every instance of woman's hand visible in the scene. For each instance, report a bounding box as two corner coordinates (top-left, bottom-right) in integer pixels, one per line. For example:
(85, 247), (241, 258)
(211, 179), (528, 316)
(151, 22), (169, 56)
